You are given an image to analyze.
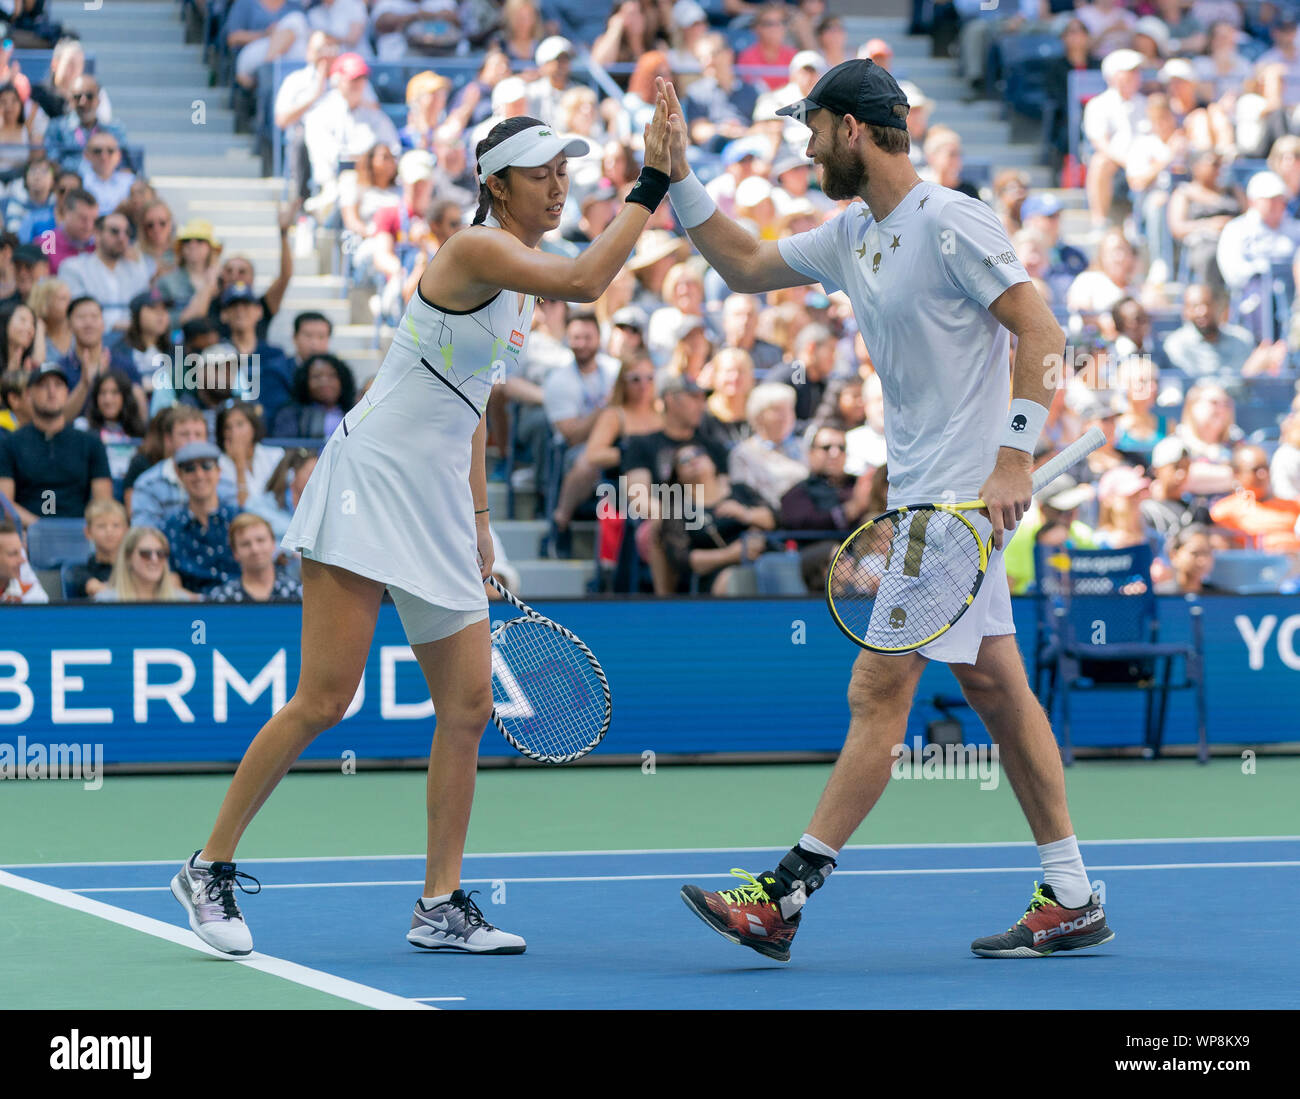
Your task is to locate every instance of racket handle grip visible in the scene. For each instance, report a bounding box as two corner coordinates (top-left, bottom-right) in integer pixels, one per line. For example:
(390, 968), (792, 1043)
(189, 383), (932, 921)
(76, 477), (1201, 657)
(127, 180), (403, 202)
(1030, 427), (1106, 493)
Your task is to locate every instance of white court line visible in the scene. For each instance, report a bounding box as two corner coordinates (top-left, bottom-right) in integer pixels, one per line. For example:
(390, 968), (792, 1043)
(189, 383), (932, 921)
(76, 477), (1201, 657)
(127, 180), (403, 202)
(0, 870), (435, 1011)
(62, 860), (1300, 893)
(414, 997), (466, 1002)
(5, 835), (1299, 870)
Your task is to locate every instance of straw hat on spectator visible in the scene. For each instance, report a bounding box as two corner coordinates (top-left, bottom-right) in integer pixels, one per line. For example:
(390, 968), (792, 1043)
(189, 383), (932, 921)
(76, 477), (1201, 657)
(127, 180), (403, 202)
(627, 230), (690, 271)
(405, 71), (451, 104)
(177, 218), (222, 251)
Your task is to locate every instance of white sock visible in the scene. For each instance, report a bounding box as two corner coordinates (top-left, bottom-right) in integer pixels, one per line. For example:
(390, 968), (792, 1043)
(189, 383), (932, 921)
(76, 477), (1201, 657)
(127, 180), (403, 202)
(1038, 836), (1092, 908)
(798, 833), (839, 860)
(421, 893), (452, 907)
(192, 852), (214, 869)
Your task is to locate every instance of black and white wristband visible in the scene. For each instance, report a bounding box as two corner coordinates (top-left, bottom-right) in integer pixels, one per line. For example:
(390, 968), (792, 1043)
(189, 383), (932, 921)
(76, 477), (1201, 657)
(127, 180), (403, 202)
(626, 166), (671, 213)
(1001, 399), (1048, 453)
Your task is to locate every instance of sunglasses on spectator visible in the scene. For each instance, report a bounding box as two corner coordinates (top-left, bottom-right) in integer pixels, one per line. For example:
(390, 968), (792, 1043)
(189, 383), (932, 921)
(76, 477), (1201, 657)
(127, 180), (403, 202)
(178, 459), (218, 473)
(134, 547), (165, 561)
(72, 90), (98, 101)
(813, 441), (846, 453)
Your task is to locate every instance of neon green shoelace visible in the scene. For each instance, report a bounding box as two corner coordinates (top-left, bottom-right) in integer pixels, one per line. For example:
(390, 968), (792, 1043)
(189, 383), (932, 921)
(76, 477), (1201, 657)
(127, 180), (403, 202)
(717, 868), (773, 908)
(1011, 881), (1059, 930)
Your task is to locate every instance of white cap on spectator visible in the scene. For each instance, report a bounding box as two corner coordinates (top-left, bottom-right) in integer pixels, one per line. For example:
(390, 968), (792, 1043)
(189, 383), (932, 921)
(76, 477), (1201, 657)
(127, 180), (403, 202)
(673, 0), (707, 28)
(535, 36), (573, 67)
(1100, 49), (1144, 79)
(898, 80), (930, 110)
(1133, 15), (1171, 56)
(1151, 436), (1190, 468)
(789, 50), (827, 76)
(1159, 57), (1196, 83)
(1247, 170), (1288, 199)
(399, 149), (435, 184)
(735, 176), (774, 207)
(492, 77), (529, 113)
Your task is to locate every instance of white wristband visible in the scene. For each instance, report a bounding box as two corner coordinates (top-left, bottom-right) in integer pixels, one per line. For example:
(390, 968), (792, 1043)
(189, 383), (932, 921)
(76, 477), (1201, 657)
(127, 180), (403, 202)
(668, 171), (717, 229)
(1001, 398), (1048, 453)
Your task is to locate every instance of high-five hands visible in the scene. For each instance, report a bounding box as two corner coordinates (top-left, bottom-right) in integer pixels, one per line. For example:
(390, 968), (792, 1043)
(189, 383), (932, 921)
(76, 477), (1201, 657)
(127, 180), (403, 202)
(655, 78), (690, 183)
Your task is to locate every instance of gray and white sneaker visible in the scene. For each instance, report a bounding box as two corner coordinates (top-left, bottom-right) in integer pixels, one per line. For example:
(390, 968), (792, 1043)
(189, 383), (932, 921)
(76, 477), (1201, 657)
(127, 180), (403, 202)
(170, 852), (260, 957)
(407, 889), (526, 954)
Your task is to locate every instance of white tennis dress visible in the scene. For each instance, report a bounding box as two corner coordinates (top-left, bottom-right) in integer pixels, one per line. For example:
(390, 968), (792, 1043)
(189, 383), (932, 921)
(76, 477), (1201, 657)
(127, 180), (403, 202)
(282, 271), (535, 616)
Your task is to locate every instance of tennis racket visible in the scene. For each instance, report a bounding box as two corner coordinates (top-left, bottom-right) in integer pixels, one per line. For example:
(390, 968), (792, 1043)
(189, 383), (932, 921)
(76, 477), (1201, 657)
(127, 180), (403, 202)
(826, 428), (1106, 654)
(486, 576), (612, 764)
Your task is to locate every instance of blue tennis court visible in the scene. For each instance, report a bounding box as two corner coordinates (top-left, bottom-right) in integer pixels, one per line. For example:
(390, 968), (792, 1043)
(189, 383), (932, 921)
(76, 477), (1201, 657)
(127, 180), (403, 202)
(9, 836), (1297, 1010)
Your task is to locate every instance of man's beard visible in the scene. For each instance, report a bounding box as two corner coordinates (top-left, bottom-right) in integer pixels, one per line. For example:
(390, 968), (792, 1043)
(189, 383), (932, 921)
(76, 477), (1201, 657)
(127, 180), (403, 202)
(819, 137), (866, 201)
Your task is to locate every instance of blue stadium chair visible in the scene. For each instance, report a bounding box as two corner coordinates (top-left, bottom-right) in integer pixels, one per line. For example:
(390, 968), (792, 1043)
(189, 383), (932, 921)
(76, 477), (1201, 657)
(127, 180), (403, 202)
(1207, 550), (1293, 594)
(59, 560), (87, 600)
(1034, 543), (1208, 764)
(25, 518), (92, 570)
(369, 64), (415, 104)
(988, 32), (1063, 114)
(753, 550), (806, 595)
(1228, 159), (1269, 191)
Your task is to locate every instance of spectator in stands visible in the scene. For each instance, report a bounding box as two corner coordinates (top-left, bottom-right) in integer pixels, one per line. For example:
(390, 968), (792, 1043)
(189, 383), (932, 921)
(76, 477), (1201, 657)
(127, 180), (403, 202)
(303, 53), (399, 216)
(738, 4), (798, 92)
(1167, 150), (1238, 289)
(955, 0), (1047, 91)
(1067, 228), (1142, 334)
(1018, 194), (1089, 305)
(663, 317), (716, 385)
(919, 126), (980, 199)
(760, 50), (828, 148)
(129, 405), (236, 528)
(442, 48), (511, 142)
(1077, 0), (1139, 60)
(136, 200), (178, 280)
(0, 232), (16, 309)
(43, 76), (128, 172)
(490, 0), (544, 65)
(275, 31), (341, 200)
(206, 512), (302, 602)
(59, 498), (127, 599)
(226, 0), (310, 89)
(159, 440), (240, 595)
(27, 38), (111, 127)
(61, 297), (137, 417)
(684, 34), (761, 154)
(591, 0), (657, 71)
(116, 287), (174, 393)
(161, 219), (222, 328)
(246, 444), (316, 539)
(991, 169), (1030, 237)
(339, 142), (400, 239)
(0, 518), (47, 603)
(216, 400), (284, 508)
(0, 368), (28, 431)
(28, 277), (68, 360)
(1113, 350), (1170, 466)
(667, 1), (709, 73)
(10, 158), (56, 241)
(1163, 284), (1284, 387)
(0, 361), (110, 525)
(552, 354), (662, 536)
(1004, 475), (1097, 594)
(307, 0), (370, 55)
(605, 304), (646, 362)
(78, 131), (134, 215)
(0, 82), (36, 172)
(1126, 93), (1187, 282)
(765, 322), (837, 428)
(1091, 464), (1154, 548)
(398, 71), (450, 153)
(371, 0), (459, 61)
(647, 262), (709, 365)
(654, 444), (775, 595)
(285, 311), (333, 382)
(217, 282), (294, 427)
(526, 36), (574, 125)
(561, 183), (619, 251)
(45, 187), (97, 275)
(1083, 48), (1146, 227)
(728, 383), (808, 510)
(93, 524), (193, 602)
(1153, 522), (1218, 592)
(58, 212), (151, 331)
(1217, 170), (1300, 339)
(719, 292), (782, 378)
(74, 367), (146, 481)
(812, 373), (866, 435)
(778, 421), (875, 589)
(272, 352), (356, 439)
(1176, 380), (1239, 494)
(1271, 405), (1300, 499)
(1255, 10), (1300, 82)
(1210, 442), (1300, 553)
(626, 229), (690, 315)
(0, 301), (43, 377)
(623, 373), (728, 488)
(700, 347), (756, 448)
(542, 312), (619, 451)
(1141, 435), (1202, 539)
(1014, 228), (1054, 302)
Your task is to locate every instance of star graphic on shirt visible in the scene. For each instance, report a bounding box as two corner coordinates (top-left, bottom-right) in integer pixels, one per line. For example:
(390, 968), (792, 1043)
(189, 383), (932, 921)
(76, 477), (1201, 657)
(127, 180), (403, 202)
(855, 243), (867, 259)
(859, 205), (871, 221)
(918, 195), (928, 210)
(890, 234), (901, 252)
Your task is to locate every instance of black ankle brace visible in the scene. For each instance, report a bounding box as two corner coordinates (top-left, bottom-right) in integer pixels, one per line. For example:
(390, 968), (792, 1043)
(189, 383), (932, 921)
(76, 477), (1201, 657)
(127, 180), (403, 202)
(773, 845), (835, 899)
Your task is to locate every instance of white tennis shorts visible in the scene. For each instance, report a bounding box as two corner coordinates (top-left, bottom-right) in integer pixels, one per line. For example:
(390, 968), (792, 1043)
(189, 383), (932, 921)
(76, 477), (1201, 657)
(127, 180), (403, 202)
(917, 549), (1016, 666)
(388, 585), (488, 645)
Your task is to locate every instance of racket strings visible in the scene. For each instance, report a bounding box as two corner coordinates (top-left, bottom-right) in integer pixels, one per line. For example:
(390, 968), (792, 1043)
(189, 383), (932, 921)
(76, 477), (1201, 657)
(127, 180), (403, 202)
(830, 510), (983, 650)
(491, 617), (607, 761)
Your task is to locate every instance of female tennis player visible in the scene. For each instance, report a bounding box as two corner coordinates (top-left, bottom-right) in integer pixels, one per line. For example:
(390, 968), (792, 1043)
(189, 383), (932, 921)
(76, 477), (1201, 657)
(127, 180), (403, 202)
(170, 105), (674, 957)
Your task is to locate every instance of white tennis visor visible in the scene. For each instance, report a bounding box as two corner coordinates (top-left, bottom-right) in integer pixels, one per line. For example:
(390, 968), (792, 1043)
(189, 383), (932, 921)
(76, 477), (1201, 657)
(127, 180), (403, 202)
(476, 125), (591, 184)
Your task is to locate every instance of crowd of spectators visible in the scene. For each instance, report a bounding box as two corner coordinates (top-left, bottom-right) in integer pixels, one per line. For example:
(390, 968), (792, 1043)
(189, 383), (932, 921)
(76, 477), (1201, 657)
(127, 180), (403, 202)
(2, 1), (1299, 605)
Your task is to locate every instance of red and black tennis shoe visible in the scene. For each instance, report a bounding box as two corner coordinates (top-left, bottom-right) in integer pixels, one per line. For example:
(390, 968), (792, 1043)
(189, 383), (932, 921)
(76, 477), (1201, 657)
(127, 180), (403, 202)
(971, 882), (1114, 958)
(680, 869), (800, 962)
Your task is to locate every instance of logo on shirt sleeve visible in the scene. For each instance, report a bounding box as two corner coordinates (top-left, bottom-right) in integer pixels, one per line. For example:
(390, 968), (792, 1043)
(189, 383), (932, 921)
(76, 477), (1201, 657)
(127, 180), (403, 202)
(983, 250), (1018, 268)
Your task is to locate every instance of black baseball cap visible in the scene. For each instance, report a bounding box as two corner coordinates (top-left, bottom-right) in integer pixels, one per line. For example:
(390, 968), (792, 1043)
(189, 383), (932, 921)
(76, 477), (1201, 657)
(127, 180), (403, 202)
(776, 58), (908, 131)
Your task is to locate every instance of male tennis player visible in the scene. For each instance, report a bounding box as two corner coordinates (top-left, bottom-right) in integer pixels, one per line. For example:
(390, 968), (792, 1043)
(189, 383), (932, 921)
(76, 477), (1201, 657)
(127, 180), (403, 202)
(661, 65), (1114, 960)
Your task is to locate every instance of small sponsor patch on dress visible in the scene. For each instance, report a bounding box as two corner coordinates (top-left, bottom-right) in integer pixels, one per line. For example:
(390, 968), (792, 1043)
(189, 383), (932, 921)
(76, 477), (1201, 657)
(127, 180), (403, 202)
(509, 329), (525, 349)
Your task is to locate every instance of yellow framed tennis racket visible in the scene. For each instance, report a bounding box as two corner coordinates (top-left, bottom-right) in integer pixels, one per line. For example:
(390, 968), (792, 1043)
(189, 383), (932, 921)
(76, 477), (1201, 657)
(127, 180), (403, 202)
(826, 428), (1106, 653)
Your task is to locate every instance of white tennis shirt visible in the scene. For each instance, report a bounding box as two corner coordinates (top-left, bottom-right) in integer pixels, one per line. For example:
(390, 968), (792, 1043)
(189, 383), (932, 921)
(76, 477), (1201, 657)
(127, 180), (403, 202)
(779, 181), (1029, 505)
